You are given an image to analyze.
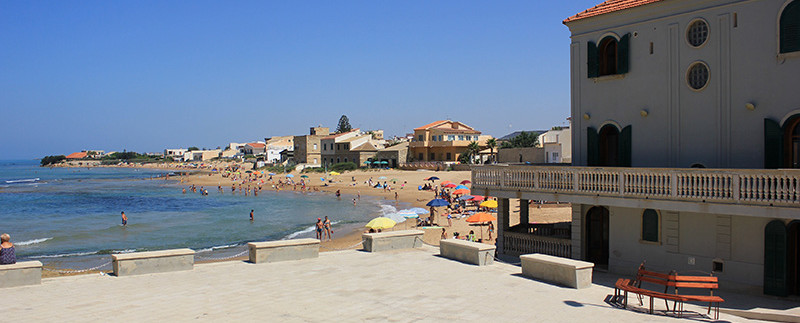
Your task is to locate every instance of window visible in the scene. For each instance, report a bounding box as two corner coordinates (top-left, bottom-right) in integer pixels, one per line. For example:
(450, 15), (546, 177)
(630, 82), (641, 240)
(781, 0), (800, 53)
(418, 135), (424, 141)
(587, 33), (630, 78)
(448, 135), (455, 141)
(418, 153), (424, 161)
(313, 158), (317, 164)
(313, 144), (317, 150)
(446, 152), (452, 160)
(687, 62), (710, 90)
(429, 153), (435, 160)
(458, 135), (464, 141)
(432, 136), (437, 142)
(686, 19), (709, 47)
(641, 209), (659, 242)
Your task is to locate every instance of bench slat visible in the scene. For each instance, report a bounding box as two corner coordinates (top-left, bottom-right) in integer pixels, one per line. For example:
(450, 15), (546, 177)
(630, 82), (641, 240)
(673, 275), (718, 283)
(674, 282), (718, 289)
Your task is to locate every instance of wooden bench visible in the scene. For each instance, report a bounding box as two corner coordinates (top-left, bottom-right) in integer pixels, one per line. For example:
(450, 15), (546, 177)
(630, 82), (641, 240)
(0, 261), (42, 288)
(520, 253), (594, 289)
(439, 239), (495, 266)
(362, 230), (424, 252)
(248, 239), (319, 264)
(112, 248), (194, 276)
(614, 264), (724, 319)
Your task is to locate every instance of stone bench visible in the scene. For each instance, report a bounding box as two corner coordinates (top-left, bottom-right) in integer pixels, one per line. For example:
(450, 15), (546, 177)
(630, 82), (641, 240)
(112, 248), (194, 276)
(362, 230), (424, 252)
(0, 261), (42, 288)
(520, 253), (594, 289)
(439, 239), (495, 266)
(248, 238), (319, 264)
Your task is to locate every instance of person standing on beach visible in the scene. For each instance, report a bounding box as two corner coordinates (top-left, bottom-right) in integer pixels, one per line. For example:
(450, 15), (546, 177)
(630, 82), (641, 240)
(121, 211), (128, 226)
(315, 218), (323, 240)
(323, 216), (332, 241)
(250, 210), (254, 221)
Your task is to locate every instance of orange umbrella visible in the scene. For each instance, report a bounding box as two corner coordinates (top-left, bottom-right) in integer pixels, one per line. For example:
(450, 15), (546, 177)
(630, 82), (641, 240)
(441, 180), (453, 185)
(453, 188), (470, 195)
(443, 183), (457, 188)
(466, 212), (497, 223)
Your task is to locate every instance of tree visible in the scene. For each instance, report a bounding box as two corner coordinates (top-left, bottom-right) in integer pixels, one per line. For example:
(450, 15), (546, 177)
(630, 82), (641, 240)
(187, 147), (200, 151)
(336, 115), (352, 133)
(465, 141), (481, 164)
(486, 138), (497, 164)
(503, 131), (539, 148)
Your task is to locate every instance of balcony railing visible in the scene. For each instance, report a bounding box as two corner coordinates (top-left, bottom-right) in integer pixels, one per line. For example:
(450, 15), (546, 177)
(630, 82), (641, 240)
(473, 165), (800, 207)
(503, 231), (572, 258)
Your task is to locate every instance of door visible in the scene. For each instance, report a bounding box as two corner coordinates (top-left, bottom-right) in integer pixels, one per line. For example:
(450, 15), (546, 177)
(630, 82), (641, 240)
(788, 221), (800, 295)
(765, 220), (788, 296)
(598, 125), (619, 167)
(586, 206), (610, 268)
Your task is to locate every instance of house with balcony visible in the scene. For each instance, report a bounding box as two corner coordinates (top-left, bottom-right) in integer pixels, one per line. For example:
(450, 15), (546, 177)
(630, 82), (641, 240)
(294, 126), (330, 166)
(473, 0), (800, 295)
(320, 129), (387, 166)
(409, 120), (491, 162)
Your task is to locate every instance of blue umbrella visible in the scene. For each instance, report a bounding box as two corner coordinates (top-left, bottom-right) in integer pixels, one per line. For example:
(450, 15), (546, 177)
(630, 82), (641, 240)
(268, 173), (276, 176)
(457, 195), (474, 201)
(285, 174), (294, 178)
(426, 199), (450, 207)
(320, 177), (326, 182)
(378, 176), (387, 180)
(426, 176), (440, 181)
(405, 207), (429, 215)
(380, 161), (389, 164)
(398, 210), (419, 218)
(364, 160), (371, 164)
(455, 185), (469, 190)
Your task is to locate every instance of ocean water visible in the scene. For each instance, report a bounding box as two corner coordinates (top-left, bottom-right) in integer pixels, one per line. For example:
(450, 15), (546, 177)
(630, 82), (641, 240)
(0, 160), (403, 268)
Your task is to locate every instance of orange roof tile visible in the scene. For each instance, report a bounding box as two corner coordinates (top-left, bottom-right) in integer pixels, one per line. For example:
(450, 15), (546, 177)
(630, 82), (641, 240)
(246, 143), (266, 148)
(66, 152), (88, 159)
(414, 120), (450, 131)
(563, 0), (665, 24)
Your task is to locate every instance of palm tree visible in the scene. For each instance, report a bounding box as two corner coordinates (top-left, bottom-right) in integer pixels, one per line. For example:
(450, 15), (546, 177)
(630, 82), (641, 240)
(467, 141), (481, 164)
(486, 138), (497, 164)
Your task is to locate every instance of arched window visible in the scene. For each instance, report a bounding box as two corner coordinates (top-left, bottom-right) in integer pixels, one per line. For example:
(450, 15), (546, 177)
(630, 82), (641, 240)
(599, 37), (618, 76)
(786, 116), (800, 168)
(599, 125), (620, 166)
(641, 209), (659, 242)
(781, 0), (800, 54)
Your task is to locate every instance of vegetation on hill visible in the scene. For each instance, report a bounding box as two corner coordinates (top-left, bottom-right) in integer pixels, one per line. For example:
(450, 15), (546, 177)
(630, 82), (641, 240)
(40, 155), (66, 166)
(500, 131), (539, 149)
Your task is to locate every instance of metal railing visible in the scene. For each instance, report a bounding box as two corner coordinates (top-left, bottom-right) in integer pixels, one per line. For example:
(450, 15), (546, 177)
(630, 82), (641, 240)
(473, 165), (800, 207)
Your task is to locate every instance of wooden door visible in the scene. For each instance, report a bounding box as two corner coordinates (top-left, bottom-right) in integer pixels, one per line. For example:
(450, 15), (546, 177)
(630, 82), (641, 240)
(586, 207), (610, 268)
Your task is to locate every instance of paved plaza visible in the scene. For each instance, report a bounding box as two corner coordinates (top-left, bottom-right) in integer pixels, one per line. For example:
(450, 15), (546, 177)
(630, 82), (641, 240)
(2, 247), (782, 322)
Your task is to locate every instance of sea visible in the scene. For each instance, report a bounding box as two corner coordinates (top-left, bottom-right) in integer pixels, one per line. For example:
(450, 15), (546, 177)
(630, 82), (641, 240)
(0, 159), (406, 270)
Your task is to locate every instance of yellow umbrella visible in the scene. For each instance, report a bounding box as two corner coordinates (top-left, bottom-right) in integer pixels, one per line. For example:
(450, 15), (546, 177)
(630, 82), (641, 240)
(480, 200), (498, 208)
(365, 217), (396, 230)
(330, 171), (341, 176)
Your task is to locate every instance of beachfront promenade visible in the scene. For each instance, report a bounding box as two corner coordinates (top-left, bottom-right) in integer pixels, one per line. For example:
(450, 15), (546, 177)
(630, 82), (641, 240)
(2, 246), (771, 322)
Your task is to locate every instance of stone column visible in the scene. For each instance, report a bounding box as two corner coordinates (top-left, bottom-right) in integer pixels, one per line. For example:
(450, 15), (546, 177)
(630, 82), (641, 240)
(497, 198), (510, 254)
(519, 199), (529, 227)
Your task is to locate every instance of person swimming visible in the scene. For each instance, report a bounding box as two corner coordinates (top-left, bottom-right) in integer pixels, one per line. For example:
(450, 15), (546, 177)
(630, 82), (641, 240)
(121, 211), (128, 226)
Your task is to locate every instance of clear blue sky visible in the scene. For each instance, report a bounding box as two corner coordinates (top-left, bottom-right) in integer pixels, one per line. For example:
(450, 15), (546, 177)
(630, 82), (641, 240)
(0, 0), (599, 159)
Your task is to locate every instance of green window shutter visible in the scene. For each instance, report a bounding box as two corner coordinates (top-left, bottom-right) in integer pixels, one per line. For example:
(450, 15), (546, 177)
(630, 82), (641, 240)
(587, 41), (599, 78)
(764, 118), (784, 169)
(764, 220), (788, 296)
(587, 127), (599, 166)
(619, 125), (632, 167)
(641, 209), (659, 242)
(617, 33), (631, 74)
(780, 1), (800, 53)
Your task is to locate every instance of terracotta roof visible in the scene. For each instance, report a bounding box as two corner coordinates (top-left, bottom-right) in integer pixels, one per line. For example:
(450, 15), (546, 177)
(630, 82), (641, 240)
(563, 0), (665, 24)
(414, 120), (450, 131)
(246, 143), (266, 148)
(66, 152), (88, 159)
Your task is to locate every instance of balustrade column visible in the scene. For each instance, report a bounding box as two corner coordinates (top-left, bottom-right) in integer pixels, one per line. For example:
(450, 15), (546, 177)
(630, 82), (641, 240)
(520, 199), (529, 228)
(497, 198), (511, 254)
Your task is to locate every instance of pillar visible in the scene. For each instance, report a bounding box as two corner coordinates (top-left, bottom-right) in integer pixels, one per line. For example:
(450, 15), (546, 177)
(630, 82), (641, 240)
(519, 199), (529, 227)
(497, 198), (510, 254)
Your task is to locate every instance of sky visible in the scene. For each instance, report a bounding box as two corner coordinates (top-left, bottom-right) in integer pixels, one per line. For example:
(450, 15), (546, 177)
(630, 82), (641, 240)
(0, 0), (601, 159)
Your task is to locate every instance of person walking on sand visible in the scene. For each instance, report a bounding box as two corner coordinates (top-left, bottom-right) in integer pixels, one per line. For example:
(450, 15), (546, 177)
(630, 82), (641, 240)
(440, 228), (447, 240)
(324, 216), (332, 241)
(315, 218), (323, 240)
(121, 211), (128, 226)
(488, 222), (495, 241)
(250, 209), (254, 221)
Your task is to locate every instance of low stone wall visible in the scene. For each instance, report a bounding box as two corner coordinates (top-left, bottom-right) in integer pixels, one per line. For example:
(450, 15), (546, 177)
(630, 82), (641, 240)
(0, 261), (42, 288)
(248, 239), (319, 264)
(520, 253), (593, 289)
(362, 230), (424, 252)
(439, 239), (495, 266)
(112, 248), (195, 277)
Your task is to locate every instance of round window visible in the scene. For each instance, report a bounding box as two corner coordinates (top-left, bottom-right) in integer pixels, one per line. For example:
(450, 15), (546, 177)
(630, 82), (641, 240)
(687, 62), (709, 90)
(687, 20), (709, 47)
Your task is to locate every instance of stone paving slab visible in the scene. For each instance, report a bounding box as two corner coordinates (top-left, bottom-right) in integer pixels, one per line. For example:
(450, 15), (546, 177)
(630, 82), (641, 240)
(2, 246), (763, 322)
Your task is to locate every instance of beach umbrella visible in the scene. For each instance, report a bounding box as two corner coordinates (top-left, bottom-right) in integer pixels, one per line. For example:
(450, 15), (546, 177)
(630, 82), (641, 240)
(245, 170), (252, 173)
(320, 177), (326, 182)
(443, 183), (457, 188)
(268, 173), (276, 176)
(469, 196), (486, 201)
(300, 175), (309, 178)
(480, 200), (498, 208)
(365, 217), (397, 230)
(378, 176), (387, 180)
(455, 185), (469, 190)
(460, 180), (472, 184)
(364, 160), (371, 164)
(466, 212), (497, 240)
(406, 207), (429, 215)
(398, 210), (419, 218)
(457, 195), (474, 201)
(285, 174), (294, 178)
(380, 161), (388, 164)
(330, 171), (341, 175)
(425, 176), (440, 181)
(426, 198), (450, 207)
(453, 188), (470, 195)
(441, 180), (453, 185)
(384, 212), (407, 224)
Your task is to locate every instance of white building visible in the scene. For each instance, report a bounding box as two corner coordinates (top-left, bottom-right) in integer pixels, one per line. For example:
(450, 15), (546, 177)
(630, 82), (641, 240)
(537, 126), (572, 163)
(473, 0), (800, 296)
(182, 149), (220, 162)
(265, 136), (294, 164)
(164, 149), (188, 159)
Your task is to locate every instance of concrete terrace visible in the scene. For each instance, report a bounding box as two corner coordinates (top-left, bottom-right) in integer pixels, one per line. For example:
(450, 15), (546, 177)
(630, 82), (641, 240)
(2, 246), (781, 322)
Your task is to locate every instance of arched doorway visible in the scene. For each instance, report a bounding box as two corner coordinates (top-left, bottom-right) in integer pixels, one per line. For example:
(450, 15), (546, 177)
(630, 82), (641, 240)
(586, 206), (610, 269)
(599, 125), (620, 167)
(785, 116), (800, 168)
(765, 220), (788, 296)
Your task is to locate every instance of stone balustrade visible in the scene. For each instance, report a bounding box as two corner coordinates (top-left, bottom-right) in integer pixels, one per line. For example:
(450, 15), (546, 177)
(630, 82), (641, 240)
(473, 165), (800, 207)
(248, 239), (319, 264)
(520, 253), (594, 289)
(362, 230), (424, 252)
(112, 248), (195, 276)
(0, 261), (42, 288)
(439, 239), (495, 266)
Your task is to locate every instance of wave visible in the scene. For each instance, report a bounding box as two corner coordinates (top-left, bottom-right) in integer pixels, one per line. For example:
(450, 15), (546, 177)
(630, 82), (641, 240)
(5, 178), (40, 184)
(195, 243), (241, 253)
(29, 248), (137, 259)
(16, 237), (53, 246)
(282, 220), (340, 240)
